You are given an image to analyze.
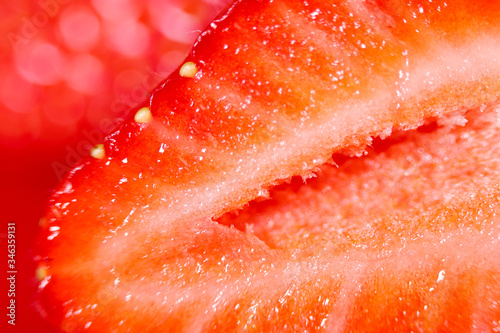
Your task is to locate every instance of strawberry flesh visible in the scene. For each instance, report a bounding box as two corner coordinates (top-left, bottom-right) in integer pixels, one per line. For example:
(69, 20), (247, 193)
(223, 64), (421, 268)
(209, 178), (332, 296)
(37, 0), (500, 331)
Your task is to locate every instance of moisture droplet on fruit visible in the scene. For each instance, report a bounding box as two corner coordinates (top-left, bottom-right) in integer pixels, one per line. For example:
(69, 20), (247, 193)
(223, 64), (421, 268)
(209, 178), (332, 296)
(179, 61), (198, 78)
(134, 106), (153, 123)
(90, 144), (105, 159)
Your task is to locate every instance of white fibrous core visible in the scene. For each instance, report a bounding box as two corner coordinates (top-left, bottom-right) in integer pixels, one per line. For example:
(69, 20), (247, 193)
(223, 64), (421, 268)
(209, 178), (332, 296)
(134, 106), (153, 124)
(179, 62), (198, 78)
(90, 144), (105, 159)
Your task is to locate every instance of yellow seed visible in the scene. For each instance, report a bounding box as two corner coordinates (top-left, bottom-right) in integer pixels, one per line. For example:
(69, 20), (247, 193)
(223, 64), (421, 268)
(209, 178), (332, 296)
(179, 62), (198, 78)
(39, 217), (47, 228)
(90, 144), (105, 159)
(134, 106), (152, 124)
(36, 265), (47, 281)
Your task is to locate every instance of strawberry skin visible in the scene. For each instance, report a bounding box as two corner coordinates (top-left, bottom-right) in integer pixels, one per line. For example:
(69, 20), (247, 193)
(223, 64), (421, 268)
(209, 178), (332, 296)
(37, 0), (500, 331)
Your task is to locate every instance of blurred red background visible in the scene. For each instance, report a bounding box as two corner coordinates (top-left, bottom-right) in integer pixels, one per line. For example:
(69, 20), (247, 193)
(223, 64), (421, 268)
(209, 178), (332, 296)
(1, 0), (230, 331)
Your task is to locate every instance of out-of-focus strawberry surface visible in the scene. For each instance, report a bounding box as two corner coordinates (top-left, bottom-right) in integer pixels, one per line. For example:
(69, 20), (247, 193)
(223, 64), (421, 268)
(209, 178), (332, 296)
(0, 0), (230, 331)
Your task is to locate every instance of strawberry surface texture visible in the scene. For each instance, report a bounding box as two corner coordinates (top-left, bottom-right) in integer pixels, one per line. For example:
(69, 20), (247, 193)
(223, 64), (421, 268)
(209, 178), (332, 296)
(37, 0), (500, 331)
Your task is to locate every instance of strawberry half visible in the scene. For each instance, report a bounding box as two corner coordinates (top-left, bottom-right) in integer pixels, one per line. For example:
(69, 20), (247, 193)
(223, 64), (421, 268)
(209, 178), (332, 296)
(37, 0), (500, 331)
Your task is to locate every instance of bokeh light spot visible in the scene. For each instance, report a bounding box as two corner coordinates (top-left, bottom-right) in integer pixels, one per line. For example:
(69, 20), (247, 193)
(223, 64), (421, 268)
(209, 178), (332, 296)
(1, 71), (39, 114)
(105, 20), (151, 58)
(91, 0), (143, 23)
(65, 53), (107, 94)
(15, 41), (66, 86)
(59, 6), (101, 52)
(148, 0), (200, 44)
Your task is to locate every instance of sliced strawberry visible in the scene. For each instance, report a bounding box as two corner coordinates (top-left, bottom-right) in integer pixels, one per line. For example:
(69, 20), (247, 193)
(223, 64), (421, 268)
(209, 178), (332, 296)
(218, 106), (500, 330)
(37, 0), (500, 331)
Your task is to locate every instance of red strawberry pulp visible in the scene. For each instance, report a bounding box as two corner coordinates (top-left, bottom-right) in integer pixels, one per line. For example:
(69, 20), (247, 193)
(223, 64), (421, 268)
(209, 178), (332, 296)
(218, 106), (500, 331)
(36, 0), (500, 331)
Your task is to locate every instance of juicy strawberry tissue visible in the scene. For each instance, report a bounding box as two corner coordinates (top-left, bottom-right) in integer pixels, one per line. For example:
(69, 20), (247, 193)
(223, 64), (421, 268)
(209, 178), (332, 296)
(36, 0), (500, 331)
